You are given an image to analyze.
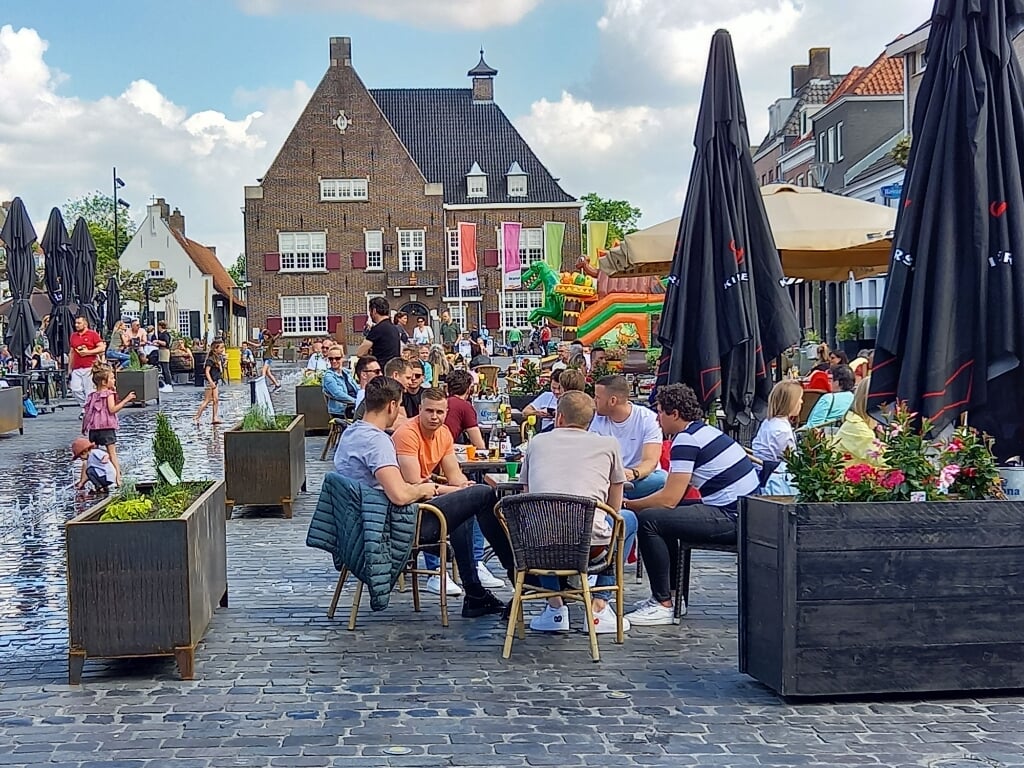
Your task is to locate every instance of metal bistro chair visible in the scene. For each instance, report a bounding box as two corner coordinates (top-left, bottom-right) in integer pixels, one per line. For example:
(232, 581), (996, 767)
(320, 395), (353, 461)
(327, 503), (457, 630)
(496, 494), (625, 662)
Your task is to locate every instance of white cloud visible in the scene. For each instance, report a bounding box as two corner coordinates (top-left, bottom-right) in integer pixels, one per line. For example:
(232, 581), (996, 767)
(235, 0), (543, 29)
(0, 24), (310, 267)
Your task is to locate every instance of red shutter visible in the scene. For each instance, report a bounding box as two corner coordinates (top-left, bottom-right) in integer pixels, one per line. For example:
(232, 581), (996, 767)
(327, 315), (343, 333)
(352, 314), (368, 333)
(483, 248), (500, 267)
(484, 311), (501, 331)
(326, 252), (342, 270)
(265, 316), (283, 334)
(264, 252), (281, 271)
(351, 251), (367, 269)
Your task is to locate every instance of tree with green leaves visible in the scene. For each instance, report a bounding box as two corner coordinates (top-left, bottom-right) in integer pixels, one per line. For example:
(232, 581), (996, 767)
(227, 252), (246, 285)
(117, 268), (178, 308)
(62, 192), (136, 283)
(580, 192), (642, 250)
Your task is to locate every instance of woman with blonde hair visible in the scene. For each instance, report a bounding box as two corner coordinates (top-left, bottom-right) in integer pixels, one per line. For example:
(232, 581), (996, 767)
(752, 380), (803, 462)
(833, 376), (881, 465)
(427, 344), (451, 387)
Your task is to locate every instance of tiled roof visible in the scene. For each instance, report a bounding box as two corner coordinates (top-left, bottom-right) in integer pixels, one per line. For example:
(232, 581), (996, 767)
(369, 88), (575, 206)
(168, 228), (244, 307)
(826, 52), (904, 104)
(755, 75), (845, 153)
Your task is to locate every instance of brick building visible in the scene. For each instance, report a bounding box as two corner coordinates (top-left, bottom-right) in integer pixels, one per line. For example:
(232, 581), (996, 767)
(244, 37), (581, 342)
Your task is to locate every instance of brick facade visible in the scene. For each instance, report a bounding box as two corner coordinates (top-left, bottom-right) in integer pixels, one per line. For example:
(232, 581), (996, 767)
(244, 37), (579, 343)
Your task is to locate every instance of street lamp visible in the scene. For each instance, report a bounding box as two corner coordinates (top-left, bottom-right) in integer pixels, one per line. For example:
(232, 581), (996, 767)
(113, 168), (127, 259)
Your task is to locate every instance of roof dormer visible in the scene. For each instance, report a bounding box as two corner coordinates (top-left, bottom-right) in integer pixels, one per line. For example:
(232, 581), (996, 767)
(506, 161), (528, 198)
(466, 162), (487, 198)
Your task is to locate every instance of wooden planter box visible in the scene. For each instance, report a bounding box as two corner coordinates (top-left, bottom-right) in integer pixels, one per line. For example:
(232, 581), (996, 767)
(0, 386), (24, 435)
(65, 480), (228, 684)
(295, 384), (330, 433)
(739, 496), (1024, 698)
(116, 367), (160, 405)
(223, 414), (306, 519)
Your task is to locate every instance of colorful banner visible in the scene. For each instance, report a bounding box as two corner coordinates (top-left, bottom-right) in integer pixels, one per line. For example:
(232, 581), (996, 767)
(458, 222), (478, 290)
(543, 221), (565, 274)
(586, 220), (609, 268)
(501, 221), (522, 290)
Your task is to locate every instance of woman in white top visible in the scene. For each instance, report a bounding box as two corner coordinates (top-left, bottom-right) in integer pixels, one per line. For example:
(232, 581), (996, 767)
(411, 316), (434, 345)
(752, 380), (803, 462)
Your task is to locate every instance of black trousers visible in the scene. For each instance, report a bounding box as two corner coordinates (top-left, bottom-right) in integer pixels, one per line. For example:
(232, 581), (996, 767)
(418, 485), (513, 594)
(636, 502), (737, 603)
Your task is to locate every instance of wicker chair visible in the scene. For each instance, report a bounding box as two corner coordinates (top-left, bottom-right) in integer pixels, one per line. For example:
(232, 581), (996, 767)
(327, 503), (455, 630)
(496, 494), (625, 662)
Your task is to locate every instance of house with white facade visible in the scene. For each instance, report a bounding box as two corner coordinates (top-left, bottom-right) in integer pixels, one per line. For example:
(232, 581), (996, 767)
(119, 198), (245, 343)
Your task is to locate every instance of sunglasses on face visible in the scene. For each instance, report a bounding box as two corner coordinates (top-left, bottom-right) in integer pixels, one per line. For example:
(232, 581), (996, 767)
(328, 356), (343, 361)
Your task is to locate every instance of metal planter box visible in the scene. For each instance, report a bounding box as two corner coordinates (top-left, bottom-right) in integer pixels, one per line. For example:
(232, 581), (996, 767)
(65, 479), (228, 684)
(223, 414), (306, 519)
(739, 496), (1024, 698)
(0, 386), (24, 435)
(116, 367), (161, 405)
(295, 384), (330, 433)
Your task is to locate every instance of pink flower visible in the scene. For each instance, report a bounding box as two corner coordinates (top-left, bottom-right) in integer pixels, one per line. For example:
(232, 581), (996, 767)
(844, 464), (877, 484)
(880, 469), (905, 490)
(866, 440), (886, 461)
(948, 438), (964, 453)
(937, 463), (961, 493)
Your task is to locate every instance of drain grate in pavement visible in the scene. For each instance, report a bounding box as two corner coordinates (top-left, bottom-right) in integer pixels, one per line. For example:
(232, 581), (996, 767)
(929, 759), (1003, 768)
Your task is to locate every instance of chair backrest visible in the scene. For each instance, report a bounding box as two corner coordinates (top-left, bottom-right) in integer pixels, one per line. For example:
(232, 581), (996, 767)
(497, 493), (596, 573)
(476, 365), (500, 391)
(797, 389), (827, 426)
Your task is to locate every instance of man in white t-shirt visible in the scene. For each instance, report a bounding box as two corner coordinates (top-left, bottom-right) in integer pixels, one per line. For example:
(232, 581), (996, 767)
(522, 369), (564, 432)
(590, 375), (667, 499)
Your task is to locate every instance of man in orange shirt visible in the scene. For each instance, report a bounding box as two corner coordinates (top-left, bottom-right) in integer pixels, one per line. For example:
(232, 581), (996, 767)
(392, 388), (513, 618)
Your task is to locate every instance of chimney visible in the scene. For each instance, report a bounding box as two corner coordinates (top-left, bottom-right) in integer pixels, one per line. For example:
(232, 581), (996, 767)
(468, 49), (498, 103)
(207, 246), (216, 256)
(330, 36), (352, 68)
(155, 197), (170, 221)
(791, 64), (810, 95)
(808, 47), (831, 81)
(168, 207), (185, 236)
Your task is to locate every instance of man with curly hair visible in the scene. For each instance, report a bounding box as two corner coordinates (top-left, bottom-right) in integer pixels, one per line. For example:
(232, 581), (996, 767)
(623, 383), (759, 625)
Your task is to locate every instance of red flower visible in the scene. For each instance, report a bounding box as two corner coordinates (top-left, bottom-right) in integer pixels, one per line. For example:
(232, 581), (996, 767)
(844, 464), (877, 484)
(880, 469), (905, 490)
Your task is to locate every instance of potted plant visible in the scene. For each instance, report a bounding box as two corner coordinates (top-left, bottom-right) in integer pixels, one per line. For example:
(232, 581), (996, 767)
(0, 385), (24, 435)
(282, 340), (297, 363)
(295, 369), (330, 433)
(835, 312), (865, 360)
(116, 350), (160, 405)
(738, 404), (1021, 698)
(65, 413), (227, 684)
(223, 405), (306, 519)
(602, 344), (626, 372)
(863, 313), (878, 341)
(506, 360), (543, 412)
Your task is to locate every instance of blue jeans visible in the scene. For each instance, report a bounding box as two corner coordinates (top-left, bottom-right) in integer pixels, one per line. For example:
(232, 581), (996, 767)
(539, 508), (638, 602)
(106, 350), (130, 365)
(424, 519), (486, 572)
(625, 469), (667, 500)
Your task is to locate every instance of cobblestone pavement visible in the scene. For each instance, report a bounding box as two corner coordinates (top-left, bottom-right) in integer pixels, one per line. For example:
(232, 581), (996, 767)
(1, 371), (1024, 767)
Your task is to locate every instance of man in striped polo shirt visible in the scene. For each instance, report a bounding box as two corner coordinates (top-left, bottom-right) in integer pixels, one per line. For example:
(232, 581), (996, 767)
(623, 383), (759, 626)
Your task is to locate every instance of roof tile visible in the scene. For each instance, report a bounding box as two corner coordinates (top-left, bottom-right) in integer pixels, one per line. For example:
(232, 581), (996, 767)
(826, 52), (904, 106)
(168, 228), (243, 307)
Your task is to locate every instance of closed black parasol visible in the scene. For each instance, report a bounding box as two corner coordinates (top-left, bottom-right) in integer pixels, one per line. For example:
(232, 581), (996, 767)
(70, 218), (101, 330)
(656, 29), (800, 424)
(105, 275), (121, 335)
(1, 197), (40, 372)
(868, 0), (1024, 458)
(41, 207), (77, 364)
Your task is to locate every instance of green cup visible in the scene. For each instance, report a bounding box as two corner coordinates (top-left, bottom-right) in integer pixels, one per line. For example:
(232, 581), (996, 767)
(505, 461), (520, 481)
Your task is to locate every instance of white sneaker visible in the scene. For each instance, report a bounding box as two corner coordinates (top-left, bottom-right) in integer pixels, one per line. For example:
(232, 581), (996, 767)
(424, 575), (463, 596)
(586, 574), (598, 587)
(631, 596), (661, 613)
(476, 562), (504, 589)
(591, 604), (630, 634)
(160, 384), (174, 393)
(529, 604), (570, 632)
(624, 600), (675, 626)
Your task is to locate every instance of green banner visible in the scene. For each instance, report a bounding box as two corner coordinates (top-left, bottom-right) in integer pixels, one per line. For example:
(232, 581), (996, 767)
(543, 221), (565, 273)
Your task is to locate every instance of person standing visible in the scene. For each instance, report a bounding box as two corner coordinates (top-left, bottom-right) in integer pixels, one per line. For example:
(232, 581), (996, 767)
(82, 367), (135, 486)
(69, 316), (106, 412)
(356, 297), (402, 367)
(539, 322), (552, 355)
(394, 311), (411, 344)
(155, 321), (174, 393)
(506, 326), (522, 356)
(412, 316), (434, 345)
(194, 340), (226, 425)
(439, 310), (460, 351)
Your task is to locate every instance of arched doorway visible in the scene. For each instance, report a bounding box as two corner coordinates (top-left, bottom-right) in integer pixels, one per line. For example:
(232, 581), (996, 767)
(398, 301), (429, 320)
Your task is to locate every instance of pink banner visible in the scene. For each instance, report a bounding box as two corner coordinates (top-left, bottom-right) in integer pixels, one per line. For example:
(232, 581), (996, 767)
(501, 221), (522, 290)
(458, 222), (478, 290)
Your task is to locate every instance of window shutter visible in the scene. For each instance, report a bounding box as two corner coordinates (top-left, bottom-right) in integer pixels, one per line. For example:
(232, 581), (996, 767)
(265, 316), (283, 335)
(351, 251), (367, 269)
(484, 311), (501, 331)
(326, 252), (342, 270)
(264, 252), (281, 271)
(352, 314), (368, 333)
(188, 310), (201, 340)
(327, 315), (343, 333)
(483, 248), (500, 267)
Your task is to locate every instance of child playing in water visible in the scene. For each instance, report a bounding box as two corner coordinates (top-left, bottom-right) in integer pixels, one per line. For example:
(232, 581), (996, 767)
(82, 367), (135, 486)
(71, 436), (117, 494)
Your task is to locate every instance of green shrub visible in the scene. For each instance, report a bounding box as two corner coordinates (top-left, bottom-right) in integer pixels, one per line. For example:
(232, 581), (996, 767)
(240, 405), (293, 431)
(153, 412), (185, 482)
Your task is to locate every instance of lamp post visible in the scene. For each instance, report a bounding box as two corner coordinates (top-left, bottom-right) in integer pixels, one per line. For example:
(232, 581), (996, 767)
(113, 168), (126, 258)
(809, 161), (837, 345)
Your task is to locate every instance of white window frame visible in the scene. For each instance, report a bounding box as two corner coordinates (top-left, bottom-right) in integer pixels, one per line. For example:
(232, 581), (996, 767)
(507, 175), (527, 197)
(818, 132), (827, 164)
(447, 305), (467, 330)
(320, 178), (368, 201)
(447, 228), (460, 270)
(177, 309), (191, 337)
(836, 121), (844, 161)
(278, 232), (327, 272)
(397, 228), (426, 271)
(468, 175), (487, 198)
(500, 290), (544, 330)
(364, 229), (383, 271)
(519, 228), (544, 268)
(280, 295), (328, 336)
(827, 126), (836, 163)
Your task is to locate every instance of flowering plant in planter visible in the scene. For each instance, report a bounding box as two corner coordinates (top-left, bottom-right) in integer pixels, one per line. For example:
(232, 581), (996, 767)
(299, 369), (325, 386)
(786, 402), (1002, 502)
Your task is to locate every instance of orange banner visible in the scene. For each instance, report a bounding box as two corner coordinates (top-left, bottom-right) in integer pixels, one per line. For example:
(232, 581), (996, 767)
(458, 222), (478, 290)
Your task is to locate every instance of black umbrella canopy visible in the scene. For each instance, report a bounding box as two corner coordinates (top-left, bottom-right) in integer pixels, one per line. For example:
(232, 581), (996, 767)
(656, 29), (799, 424)
(0, 197), (40, 367)
(40, 207), (77, 362)
(70, 217), (101, 330)
(105, 275), (121, 335)
(868, 0), (1024, 456)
